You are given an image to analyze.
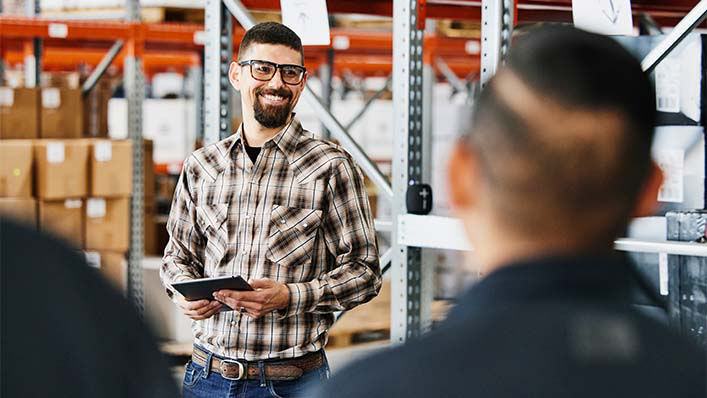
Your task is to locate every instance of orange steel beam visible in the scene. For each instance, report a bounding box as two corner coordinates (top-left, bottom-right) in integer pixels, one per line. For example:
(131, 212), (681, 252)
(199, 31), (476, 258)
(4, 48), (199, 73)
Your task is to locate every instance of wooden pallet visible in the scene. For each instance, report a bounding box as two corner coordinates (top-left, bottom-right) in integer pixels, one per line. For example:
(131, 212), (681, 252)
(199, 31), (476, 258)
(327, 281), (454, 349)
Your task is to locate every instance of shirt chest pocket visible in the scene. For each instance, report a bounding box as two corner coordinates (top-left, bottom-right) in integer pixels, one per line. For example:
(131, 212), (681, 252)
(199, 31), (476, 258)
(266, 205), (323, 268)
(195, 204), (229, 260)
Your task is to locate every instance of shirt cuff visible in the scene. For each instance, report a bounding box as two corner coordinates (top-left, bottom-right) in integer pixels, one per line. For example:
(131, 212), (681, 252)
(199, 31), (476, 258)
(276, 280), (321, 319)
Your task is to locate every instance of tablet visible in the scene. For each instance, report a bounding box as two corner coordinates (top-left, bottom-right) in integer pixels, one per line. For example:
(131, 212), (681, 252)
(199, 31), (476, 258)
(172, 275), (253, 311)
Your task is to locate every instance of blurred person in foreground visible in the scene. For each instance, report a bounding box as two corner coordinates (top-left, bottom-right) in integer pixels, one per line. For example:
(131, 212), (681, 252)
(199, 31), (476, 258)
(0, 218), (178, 397)
(160, 21), (380, 397)
(316, 26), (706, 398)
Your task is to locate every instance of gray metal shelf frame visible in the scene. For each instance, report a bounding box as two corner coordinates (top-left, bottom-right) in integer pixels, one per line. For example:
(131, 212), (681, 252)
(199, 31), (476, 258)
(201, 0), (707, 345)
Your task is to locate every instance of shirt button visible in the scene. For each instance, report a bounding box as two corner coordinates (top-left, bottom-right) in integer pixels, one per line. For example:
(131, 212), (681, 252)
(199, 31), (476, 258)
(231, 321), (235, 325)
(280, 219), (286, 224)
(303, 223), (308, 228)
(242, 250), (247, 255)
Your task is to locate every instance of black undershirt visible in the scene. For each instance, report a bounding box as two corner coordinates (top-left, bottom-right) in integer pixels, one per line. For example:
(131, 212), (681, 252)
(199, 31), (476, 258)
(242, 133), (261, 164)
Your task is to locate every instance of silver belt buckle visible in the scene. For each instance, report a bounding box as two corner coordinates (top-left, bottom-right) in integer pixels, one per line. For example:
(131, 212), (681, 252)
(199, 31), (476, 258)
(219, 359), (245, 381)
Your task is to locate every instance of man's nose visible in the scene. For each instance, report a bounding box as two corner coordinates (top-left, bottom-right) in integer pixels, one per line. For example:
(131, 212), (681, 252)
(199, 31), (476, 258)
(267, 69), (286, 88)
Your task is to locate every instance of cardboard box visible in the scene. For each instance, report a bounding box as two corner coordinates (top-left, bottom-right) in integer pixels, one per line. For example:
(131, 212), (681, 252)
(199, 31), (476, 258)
(85, 197), (130, 251)
(99, 251), (128, 293)
(89, 139), (133, 197)
(0, 198), (37, 228)
(40, 87), (83, 139)
(34, 139), (89, 199)
(144, 199), (158, 255)
(0, 87), (40, 139)
(142, 258), (194, 342)
(144, 139), (155, 199)
(0, 140), (33, 197)
(38, 199), (84, 248)
(83, 78), (112, 138)
(85, 250), (128, 293)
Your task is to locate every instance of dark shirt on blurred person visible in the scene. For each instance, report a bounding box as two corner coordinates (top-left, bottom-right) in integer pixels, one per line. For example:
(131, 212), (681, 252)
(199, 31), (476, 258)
(1, 218), (179, 397)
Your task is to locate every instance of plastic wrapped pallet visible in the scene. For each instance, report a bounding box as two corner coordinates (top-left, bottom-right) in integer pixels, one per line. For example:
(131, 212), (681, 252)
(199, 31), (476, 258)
(666, 210), (707, 346)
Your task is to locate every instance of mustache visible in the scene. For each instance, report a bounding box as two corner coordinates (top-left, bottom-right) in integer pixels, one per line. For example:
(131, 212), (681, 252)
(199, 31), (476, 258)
(255, 87), (292, 100)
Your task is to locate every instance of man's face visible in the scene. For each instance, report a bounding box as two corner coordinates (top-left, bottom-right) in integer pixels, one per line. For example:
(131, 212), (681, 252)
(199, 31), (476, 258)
(230, 43), (306, 129)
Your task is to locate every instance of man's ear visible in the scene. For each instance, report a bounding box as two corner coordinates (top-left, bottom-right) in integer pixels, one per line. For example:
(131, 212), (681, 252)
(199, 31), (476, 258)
(447, 142), (479, 212)
(229, 61), (241, 91)
(633, 161), (664, 217)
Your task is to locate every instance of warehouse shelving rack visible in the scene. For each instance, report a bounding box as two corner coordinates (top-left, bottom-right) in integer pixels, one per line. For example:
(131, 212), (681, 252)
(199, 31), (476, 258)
(207, 0), (707, 345)
(4, 0), (707, 337)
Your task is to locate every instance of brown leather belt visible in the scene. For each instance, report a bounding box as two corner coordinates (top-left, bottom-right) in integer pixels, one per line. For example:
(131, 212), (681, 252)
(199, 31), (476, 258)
(191, 346), (324, 381)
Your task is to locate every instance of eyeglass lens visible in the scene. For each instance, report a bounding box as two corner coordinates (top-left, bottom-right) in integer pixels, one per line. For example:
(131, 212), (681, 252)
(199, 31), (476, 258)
(250, 61), (304, 84)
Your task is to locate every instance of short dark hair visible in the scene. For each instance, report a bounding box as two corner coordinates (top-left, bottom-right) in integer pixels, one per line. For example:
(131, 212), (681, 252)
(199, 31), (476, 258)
(466, 26), (656, 243)
(238, 22), (304, 64)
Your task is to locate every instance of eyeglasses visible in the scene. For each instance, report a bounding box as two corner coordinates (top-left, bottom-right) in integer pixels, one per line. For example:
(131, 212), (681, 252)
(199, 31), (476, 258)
(237, 60), (306, 85)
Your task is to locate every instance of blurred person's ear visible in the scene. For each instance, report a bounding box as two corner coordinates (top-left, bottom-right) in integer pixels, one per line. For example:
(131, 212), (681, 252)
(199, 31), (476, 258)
(632, 161), (664, 218)
(448, 141), (480, 213)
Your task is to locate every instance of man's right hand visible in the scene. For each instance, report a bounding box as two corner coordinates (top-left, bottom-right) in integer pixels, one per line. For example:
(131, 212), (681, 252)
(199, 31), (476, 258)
(176, 297), (223, 320)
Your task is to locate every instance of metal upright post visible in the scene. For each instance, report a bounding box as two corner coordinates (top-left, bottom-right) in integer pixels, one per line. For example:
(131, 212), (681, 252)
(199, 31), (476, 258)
(204, 0), (232, 145)
(125, 0), (145, 315)
(480, 0), (514, 88)
(189, 65), (205, 142)
(391, 0), (426, 343)
(24, 0), (41, 88)
(320, 49), (334, 139)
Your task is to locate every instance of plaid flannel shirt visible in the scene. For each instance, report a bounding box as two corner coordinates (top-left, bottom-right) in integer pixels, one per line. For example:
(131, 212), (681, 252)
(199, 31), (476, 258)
(160, 117), (382, 361)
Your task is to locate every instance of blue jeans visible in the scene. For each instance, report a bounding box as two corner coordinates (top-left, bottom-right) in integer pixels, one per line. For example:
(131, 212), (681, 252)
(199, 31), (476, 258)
(182, 349), (330, 398)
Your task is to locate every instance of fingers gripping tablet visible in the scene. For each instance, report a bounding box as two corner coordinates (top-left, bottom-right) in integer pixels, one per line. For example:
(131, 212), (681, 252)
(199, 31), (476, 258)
(172, 276), (253, 311)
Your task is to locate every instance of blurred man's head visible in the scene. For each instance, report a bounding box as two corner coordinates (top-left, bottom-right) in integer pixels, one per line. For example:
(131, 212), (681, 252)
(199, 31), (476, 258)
(449, 26), (663, 267)
(229, 22), (306, 130)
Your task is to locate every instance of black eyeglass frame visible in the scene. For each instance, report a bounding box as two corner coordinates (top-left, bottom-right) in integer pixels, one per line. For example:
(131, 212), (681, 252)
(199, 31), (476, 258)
(237, 60), (307, 85)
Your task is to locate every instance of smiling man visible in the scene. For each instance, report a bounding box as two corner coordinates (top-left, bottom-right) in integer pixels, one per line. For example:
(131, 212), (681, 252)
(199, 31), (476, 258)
(160, 22), (381, 397)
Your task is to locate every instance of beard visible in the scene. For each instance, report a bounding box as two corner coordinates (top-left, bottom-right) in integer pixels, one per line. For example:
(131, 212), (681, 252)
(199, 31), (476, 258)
(253, 87), (294, 129)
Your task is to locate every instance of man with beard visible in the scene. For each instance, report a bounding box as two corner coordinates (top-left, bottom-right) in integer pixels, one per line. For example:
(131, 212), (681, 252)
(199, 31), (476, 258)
(160, 22), (381, 397)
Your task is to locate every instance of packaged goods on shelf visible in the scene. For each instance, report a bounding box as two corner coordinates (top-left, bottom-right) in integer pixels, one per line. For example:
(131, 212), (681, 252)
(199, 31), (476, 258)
(85, 250), (128, 294)
(84, 197), (130, 251)
(144, 139), (156, 199)
(83, 77), (113, 138)
(40, 87), (83, 139)
(108, 98), (196, 165)
(38, 199), (84, 248)
(666, 210), (707, 347)
(88, 139), (133, 197)
(0, 87), (40, 139)
(34, 139), (89, 199)
(0, 140), (33, 197)
(144, 199), (158, 255)
(0, 198), (37, 228)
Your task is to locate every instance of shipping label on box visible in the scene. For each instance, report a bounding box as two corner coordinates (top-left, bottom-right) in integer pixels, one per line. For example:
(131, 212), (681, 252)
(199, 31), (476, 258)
(0, 87), (14, 106)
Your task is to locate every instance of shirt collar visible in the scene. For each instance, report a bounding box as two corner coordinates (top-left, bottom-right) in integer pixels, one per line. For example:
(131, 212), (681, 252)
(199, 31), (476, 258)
(227, 114), (305, 164)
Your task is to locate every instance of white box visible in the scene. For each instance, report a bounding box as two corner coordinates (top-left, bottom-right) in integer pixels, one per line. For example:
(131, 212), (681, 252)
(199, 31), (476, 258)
(109, 98), (196, 165)
(142, 257), (193, 343)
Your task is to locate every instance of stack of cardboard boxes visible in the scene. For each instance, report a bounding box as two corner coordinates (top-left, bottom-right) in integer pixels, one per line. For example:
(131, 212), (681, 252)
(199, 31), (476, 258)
(0, 72), (133, 293)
